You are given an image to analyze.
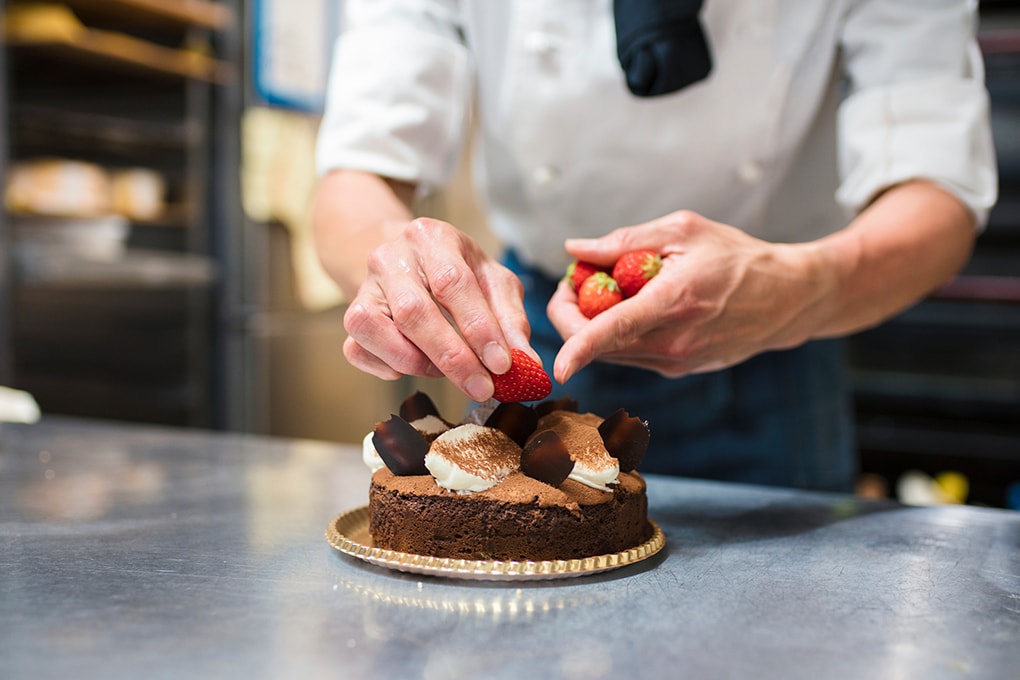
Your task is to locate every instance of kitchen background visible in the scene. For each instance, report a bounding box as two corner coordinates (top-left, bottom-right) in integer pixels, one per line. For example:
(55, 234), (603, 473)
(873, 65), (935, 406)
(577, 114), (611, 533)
(0, 0), (1017, 508)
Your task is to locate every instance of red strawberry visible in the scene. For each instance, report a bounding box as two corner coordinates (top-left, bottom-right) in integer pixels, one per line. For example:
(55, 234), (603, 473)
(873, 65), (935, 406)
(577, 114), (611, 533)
(564, 260), (608, 292)
(612, 250), (662, 298)
(491, 349), (552, 403)
(577, 272), (623, 318)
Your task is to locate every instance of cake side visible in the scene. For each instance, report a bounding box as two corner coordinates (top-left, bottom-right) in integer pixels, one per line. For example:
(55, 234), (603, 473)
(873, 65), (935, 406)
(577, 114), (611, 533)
(369, 469), (650, 561)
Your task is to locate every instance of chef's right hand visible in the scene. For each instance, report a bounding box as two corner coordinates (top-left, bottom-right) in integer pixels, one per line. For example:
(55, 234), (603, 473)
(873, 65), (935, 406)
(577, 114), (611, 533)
(342, 218), (531, 402)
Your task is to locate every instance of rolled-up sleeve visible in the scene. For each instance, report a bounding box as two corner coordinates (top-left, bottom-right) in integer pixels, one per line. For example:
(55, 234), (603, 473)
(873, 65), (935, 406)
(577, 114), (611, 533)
(835, 0), (997, 226)
(315, 0), (472, 191)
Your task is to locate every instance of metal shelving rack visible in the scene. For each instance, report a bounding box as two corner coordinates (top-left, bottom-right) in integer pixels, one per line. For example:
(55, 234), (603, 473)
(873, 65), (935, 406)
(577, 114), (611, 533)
(850, 4), (1020, 507)
(0, 0), (242, 427)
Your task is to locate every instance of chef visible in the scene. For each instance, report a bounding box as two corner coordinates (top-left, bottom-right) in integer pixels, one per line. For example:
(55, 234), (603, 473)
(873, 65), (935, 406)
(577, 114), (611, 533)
(312, 1), (997, 491)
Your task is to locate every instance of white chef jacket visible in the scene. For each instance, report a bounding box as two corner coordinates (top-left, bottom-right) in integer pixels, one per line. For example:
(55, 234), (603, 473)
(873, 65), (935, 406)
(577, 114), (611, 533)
(316, 0), (998, 279)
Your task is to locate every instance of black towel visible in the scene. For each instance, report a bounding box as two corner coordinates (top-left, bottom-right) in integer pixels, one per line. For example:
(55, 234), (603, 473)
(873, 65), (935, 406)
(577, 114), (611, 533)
(614, 0), (712, 97)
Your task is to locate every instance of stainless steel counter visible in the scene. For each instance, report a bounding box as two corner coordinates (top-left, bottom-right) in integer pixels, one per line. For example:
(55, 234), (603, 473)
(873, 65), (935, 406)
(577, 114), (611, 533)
(2, 417), (1018, 679)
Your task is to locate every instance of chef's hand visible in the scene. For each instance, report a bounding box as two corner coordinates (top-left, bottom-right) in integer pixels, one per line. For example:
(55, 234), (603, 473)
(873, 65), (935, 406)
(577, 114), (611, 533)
(547, 210), (833, 382)
(342, 217), (533, 402)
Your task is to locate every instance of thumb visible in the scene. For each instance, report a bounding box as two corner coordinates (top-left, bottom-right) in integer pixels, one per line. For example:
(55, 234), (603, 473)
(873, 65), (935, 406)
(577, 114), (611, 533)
(564, 221), (679, 265)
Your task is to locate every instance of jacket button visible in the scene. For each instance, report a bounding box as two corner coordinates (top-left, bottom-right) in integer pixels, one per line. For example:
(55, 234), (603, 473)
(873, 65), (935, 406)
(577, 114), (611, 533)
(532, 165), (560, 186)
(738, 160), (763, 184)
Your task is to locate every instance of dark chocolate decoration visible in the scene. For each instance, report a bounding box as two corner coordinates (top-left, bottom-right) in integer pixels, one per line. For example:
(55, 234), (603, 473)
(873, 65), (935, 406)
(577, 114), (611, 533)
(399, 391), (441, 423)
(521, 431), (574, 486)
(373, 415), (430, 476)
(535, 397), (579, 418)
(484, 402), (539, 448)
(598, 409), (650, 472)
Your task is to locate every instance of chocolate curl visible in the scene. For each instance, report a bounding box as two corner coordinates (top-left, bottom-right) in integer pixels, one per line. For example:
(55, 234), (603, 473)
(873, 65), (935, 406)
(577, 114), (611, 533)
(535, 397), (579, 418)
(484, 402), (538, 448)
(399, 391), (442, 422)
(521, 431), (575, 487)
(373, 415), (430, 476)
(598, 409), (650, 472)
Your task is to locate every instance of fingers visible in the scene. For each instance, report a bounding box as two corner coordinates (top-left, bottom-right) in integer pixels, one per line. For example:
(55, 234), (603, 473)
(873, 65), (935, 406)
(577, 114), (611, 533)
(383, 221), (515, 396)
(343, 290), (438, 378)
(408, 223), (513, 374)
(564, 210), (703, 264)
(343, 336), (413, 381)
(546, 280), (587, 343)
(343, 218), (533, 402)
(474, 257), (534, 355)
(552, 282), (671, 383)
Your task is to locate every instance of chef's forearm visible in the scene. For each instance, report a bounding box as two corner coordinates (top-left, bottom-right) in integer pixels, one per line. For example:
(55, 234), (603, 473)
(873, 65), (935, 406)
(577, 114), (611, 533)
(312, 169), (417, 299)
(803, 179), (976, 339)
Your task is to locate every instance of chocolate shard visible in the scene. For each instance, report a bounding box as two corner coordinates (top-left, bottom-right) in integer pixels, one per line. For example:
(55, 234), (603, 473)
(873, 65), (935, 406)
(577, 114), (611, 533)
(399, 391), (441, 423)
(535, 397), (579, 418)
(373, 415), (430, 476)
(521, 431), (574, 487)
(598, 409), (650, 472)
(484, 402), (539, 448)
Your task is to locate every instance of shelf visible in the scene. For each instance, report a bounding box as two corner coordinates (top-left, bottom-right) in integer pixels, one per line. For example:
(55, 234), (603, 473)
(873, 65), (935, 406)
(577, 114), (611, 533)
(932, 275), (1020, 304)
(4, 5), (233, 83)
(54, 0), (232, 31)
(16, 248), (215, 289)
(129, 202), (192, 228)
(12, 104), (193, 152)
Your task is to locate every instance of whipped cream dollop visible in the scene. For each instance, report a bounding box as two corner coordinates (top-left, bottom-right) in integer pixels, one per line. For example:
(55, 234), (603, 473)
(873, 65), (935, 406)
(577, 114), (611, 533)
(569, 456), (620, 492)
(362, 415), (451, 473)
(410, 414), (450, 438)
(362, 431), (386, 472)
(425, 424), (521, 493)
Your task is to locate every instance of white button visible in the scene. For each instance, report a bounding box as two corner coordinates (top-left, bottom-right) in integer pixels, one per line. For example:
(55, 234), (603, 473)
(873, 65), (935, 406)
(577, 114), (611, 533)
(531, 165), (559, 186)
(738, 160), (763, 184)
(523, 31), (559, 57)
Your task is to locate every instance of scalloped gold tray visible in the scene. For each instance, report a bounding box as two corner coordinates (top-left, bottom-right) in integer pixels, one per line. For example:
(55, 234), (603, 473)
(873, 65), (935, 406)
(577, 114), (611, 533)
(326, 505), (665, 581)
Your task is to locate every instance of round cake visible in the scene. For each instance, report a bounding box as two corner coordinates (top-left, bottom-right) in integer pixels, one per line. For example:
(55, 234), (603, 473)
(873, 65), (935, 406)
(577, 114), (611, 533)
(362, 394), (653, 562)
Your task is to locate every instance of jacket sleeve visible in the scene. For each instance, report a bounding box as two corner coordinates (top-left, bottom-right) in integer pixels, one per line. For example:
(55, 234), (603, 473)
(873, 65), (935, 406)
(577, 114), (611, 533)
(835, 0), (997, 226)
(314, 0), (472, 192)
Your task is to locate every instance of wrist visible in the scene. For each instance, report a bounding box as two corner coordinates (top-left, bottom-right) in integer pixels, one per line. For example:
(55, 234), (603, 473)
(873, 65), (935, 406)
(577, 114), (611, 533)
(775, 239), (846, 344)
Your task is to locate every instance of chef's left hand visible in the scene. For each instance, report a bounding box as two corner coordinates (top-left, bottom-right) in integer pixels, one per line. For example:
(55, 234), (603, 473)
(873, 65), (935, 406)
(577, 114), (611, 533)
(547, 210), (834, 383)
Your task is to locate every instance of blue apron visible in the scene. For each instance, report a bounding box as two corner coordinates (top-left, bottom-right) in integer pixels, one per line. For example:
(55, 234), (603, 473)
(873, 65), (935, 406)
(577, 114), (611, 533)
(504, 250), (857, 492)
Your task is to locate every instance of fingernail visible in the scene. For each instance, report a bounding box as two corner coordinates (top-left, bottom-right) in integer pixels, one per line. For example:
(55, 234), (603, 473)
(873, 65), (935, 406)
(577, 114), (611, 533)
(425, 362), (444, 378)
(556, 361), (573, 384)
(465, 374), (493, 402)
(482, 342), (510, 374)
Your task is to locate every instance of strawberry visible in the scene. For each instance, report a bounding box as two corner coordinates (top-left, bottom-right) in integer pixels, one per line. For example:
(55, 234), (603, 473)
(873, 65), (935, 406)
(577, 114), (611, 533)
(564, 260), (608, 292)
(612, 250), (662, 298)
(577, 272), (623, 318)
(491, 349), (552, 403)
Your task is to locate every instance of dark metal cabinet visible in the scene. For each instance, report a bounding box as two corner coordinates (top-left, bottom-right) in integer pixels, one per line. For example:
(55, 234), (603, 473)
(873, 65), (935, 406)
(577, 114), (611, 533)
(850, 6), (1020, 507)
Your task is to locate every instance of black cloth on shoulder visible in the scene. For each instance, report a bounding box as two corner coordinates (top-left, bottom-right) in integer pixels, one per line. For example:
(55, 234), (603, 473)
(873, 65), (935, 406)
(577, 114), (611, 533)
(614, 0), (713, 97)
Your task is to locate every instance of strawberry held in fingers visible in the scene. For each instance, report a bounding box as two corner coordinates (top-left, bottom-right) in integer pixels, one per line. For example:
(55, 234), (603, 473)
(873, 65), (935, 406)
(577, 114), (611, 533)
(577, 272), (623, 318)
(491, 349), (553, 403)
(564, 259), (608, 292)
(613, 250), (662, 298)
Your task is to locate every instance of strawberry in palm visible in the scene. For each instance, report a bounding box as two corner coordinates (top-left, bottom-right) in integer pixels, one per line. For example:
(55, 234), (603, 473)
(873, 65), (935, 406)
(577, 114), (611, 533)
(612, 250), (662, 298)
(564, 260), (609, 292)
(577, 272), (623, 318)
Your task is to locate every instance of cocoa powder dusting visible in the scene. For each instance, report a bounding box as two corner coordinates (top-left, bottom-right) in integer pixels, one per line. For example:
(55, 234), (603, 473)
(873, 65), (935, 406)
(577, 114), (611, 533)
(430, 425), (521, 481)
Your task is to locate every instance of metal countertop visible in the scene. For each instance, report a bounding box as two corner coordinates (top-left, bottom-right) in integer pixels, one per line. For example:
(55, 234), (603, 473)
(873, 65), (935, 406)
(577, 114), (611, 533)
(1, 417), (1018, 679)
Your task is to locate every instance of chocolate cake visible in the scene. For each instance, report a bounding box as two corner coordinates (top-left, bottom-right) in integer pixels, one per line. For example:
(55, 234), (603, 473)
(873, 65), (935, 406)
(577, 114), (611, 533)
(363, 394), (653, 562)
